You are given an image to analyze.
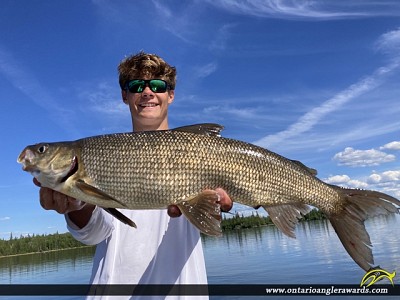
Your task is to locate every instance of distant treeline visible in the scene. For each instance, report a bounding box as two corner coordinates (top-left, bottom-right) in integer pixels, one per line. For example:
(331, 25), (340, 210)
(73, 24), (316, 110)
(1, 209), (326, 257)
(0, 232), (88, 257)
(221, 208), (326, 231)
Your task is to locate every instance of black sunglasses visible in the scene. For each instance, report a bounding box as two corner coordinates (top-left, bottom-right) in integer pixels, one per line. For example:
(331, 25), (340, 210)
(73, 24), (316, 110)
(125, 79), (169, 93)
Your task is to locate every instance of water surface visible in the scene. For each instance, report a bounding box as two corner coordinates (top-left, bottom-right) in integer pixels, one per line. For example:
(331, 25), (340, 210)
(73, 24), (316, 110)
(0, 215), (399, 299)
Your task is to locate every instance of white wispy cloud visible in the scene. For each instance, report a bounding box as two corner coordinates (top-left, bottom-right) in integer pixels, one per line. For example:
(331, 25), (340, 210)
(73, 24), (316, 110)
(91, 0), (123, 21)
(0, 47), (55, 110)
(194, 62), (218, 78)
(321, 118), (400, 151)
(333, 147), (396, 167)
(81, 81), (129, 116)
(0, 46), (79, 135)
(206, 0), (400, 19)
(209, 23), (236, 51)
(368, 170), (400, 198)
(151, 0), (201, 44)
(0, 217), (10, 221)
(325, 140), (400, 197)
(77, 80), (132, 133)
(254, 28), (400, 150)
(94, 1), (234, 50)
(375, 27), (400, 56)
(202, 105), (260, 120)
(254, 74), (383, 148)
(333, 139), (400, 168)
(324, 174), (368, 189)
(368, 171), (400, 184)
(325, 170), (400, 198)
(380, 141), (400, 151)
(150, 1), (235, 50)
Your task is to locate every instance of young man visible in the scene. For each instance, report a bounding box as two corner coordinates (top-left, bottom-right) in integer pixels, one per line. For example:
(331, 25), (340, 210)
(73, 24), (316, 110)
(36, 52), (232, 299)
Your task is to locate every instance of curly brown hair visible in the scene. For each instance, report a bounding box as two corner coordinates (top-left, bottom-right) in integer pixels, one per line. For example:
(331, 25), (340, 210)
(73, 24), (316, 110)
(118, 51), (176, 90)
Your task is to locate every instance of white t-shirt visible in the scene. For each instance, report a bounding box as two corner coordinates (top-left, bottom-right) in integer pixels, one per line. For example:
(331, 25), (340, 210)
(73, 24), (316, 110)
(66, 206), (208, 300)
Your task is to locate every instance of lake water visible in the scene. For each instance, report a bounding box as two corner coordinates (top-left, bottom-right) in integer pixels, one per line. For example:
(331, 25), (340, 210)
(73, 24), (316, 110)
(0, 215), (399, 299)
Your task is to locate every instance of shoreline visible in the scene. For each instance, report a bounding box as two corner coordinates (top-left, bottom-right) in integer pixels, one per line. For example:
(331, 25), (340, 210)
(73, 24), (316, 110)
(1, 212), (326, 257)
(0, 245), (94, 259)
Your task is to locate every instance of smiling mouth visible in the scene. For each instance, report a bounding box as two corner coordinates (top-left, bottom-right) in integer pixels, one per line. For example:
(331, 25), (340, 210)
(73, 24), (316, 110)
(139, 103), (159, 108)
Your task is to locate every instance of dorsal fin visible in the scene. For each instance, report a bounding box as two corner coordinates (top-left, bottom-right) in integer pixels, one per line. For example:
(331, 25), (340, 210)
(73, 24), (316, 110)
(290, 159), (318, 176)
(173, 123), (224, 137)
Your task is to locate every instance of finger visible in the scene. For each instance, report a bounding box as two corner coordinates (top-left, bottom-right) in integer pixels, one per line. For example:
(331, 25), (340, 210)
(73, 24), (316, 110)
(215, 188), (233, 212)
(39, 187), (83, 214)
(53, 191), (69, 214)
(167, 205), (182, 218)
(66, 198), (86, 212)
(39, 187), (55, 210)
(53, 192), (84, 214)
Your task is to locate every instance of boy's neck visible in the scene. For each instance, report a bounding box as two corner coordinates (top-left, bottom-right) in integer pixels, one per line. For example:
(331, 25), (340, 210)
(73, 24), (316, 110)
(132, 119), (169, 132)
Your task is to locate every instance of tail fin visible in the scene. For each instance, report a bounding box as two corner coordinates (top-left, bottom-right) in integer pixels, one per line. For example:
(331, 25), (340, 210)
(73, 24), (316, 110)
(328, 187), (400, 271)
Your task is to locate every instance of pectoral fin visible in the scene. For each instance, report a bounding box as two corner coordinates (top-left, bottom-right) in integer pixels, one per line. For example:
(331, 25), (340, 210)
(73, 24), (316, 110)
(263, 203), (311, 238)
(103, 208), (136, 228)
(177, 190), (222, 236)
(75, 179), (128, 208)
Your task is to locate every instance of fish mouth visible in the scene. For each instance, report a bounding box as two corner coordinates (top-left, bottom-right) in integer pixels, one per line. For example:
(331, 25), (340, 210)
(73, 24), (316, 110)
(60, 156), (78, 183)
(20, 163), (35, 172)
(18, 149), (37, 172)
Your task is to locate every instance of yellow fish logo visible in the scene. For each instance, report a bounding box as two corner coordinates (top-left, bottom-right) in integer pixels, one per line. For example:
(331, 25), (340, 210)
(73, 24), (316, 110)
(360, 267), (396, 287)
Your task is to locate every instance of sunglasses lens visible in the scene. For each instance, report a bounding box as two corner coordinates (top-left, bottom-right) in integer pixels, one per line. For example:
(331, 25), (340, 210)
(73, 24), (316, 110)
(149, 80), (167, 93)
(128, 80), (145, 93)
(126, 79), (168, 93)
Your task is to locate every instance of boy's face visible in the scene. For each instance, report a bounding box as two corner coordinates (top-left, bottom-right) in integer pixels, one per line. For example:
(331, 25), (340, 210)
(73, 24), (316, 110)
(122, 77), (174, 130)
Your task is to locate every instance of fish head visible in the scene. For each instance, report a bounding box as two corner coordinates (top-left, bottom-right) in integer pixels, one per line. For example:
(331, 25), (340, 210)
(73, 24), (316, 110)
(17, 142), (78, 190)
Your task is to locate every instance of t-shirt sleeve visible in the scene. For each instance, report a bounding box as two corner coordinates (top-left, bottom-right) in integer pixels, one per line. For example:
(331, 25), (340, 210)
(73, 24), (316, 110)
(65, 206), (114, 245)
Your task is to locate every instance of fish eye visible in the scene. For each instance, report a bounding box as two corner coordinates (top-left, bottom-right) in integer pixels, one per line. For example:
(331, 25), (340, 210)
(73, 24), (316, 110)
(37, 144), (48, 154)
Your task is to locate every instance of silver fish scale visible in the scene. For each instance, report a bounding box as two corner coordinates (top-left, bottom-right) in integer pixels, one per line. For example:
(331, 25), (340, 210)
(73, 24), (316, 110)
(80, 131), (339, 211)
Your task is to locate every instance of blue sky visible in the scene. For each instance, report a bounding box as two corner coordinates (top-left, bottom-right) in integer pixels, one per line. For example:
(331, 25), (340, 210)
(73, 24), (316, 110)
(1, 0), (400, 240)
